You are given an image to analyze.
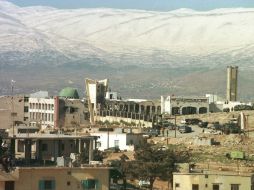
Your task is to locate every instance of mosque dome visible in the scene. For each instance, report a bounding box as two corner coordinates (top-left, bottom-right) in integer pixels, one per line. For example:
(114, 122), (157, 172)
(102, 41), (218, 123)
(59, 87), (79, 99)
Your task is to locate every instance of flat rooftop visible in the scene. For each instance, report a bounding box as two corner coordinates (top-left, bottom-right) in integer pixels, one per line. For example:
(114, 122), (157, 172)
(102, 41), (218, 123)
(5, 134), (98, 140)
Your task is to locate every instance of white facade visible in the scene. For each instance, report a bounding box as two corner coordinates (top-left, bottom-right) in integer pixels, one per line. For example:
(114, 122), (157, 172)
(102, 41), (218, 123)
(222, 101), (252, 112)
(105, 92), (118, 100)
(205, 94), (218, 104)
(29, 97), (55, 129)
(91, 131), (143, 151)
(161, 95), (209, 115)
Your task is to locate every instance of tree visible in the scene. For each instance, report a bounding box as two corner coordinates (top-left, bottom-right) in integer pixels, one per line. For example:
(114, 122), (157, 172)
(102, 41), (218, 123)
(128, 143), (189, 190)
(110, 154), (130, 189)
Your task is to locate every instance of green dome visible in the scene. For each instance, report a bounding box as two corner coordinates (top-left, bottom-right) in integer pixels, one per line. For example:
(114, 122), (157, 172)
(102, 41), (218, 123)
(59, 87), (79, 99)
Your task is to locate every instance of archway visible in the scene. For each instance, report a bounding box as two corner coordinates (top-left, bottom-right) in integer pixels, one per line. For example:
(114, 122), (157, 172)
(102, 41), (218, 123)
(182, 107), (197, 115)
(199, 107), (208, 114)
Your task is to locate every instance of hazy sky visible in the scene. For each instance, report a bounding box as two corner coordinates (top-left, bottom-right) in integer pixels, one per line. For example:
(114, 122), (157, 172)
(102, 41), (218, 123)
(7, 0), (254, 11)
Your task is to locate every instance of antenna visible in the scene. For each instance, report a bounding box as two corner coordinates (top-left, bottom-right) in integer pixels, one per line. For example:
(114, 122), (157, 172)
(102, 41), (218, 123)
(11, 80), (15, 137)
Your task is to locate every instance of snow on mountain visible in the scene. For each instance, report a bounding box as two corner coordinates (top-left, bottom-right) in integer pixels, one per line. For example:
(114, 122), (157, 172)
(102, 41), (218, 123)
(1, 1), (254, 66)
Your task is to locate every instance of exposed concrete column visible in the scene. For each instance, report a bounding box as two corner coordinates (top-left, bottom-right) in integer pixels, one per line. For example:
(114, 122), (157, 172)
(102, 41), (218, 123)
(79, 139), (82, 153)
(127, 103), (130, 113)
(89, 139), (94, 163)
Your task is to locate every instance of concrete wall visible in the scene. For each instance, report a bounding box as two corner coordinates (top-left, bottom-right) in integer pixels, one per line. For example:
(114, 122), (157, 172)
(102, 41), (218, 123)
(13, 167), (110, 190)
(173, 172), (253, 190)
(0, 96), (28, 128)
(95, 115), (152, 128)
(60, 99), (89, 129)
(0, 109), (11, 129)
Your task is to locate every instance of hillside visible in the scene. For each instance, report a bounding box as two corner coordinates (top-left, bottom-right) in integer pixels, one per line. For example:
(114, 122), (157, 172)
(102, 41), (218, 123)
(1, 1), (254, 99)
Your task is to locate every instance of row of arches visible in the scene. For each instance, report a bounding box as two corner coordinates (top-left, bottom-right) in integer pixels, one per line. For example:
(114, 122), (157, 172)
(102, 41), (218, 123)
(172, 106), (208, 115)
(106, 103), (161, 114)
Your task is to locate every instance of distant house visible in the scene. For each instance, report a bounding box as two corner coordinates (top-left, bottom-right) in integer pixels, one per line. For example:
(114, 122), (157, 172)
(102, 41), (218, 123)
(91, 128), (144, 151)
(173, 169), (254, 190)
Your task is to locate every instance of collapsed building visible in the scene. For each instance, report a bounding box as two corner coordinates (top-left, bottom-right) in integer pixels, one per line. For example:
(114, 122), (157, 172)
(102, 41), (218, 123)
(85, 78), (210, 128)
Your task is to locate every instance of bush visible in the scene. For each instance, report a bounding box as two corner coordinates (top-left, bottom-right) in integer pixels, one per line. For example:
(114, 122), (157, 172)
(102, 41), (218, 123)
(223, 108), (230, 112)
(234, 105), (253, 111)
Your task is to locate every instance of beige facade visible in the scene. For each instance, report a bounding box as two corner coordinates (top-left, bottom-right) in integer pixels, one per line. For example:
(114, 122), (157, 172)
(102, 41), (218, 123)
(0, 95), (29, 129)
(0, 167), (110, 190)
(173, 171), (254, 190)
(59, 99), (89, 129)
(0, 109), (11, 129)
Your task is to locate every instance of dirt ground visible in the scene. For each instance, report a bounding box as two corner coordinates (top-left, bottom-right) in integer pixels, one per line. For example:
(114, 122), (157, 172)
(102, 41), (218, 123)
(105, 111), (254, 189)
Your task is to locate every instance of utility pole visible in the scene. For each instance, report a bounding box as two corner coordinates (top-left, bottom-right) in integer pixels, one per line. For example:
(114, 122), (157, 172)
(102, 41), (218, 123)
(175, 114), (177, 138)
(107, 125), (109, 149)
(11, 80), (15, 137)
(246, 114), (249, 138)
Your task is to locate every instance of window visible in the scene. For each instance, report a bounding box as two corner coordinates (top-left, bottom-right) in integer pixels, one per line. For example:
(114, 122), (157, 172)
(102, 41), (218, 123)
(175, 183), (180, 187)
(39, 180), (55, 190)
(114, 140), (119, 148)
(192, 184), (199, 190)
(24, 97), (29, 102)
(81, 179), (99, 190)
(67, 181), (71, 186)
(24, 106), (29, 112)
(17, 140), (24, 152)
(96, 142), (101, 148)
(231, 184), (240, 190)
(213, 184), (220, 190)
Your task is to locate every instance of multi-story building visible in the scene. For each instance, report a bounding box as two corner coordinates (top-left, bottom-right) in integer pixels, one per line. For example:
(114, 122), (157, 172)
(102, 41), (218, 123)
(29, 88), (89, 130)
(0, 95), (29, 129)
(29, 97), (57, 129)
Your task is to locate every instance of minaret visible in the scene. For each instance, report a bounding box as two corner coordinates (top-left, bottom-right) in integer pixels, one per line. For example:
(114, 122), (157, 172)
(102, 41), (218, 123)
(226, 66), (238, 102)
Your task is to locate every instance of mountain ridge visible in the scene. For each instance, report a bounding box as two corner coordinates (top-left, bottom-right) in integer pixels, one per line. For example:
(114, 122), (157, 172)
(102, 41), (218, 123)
(1, 1), (254, 100)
